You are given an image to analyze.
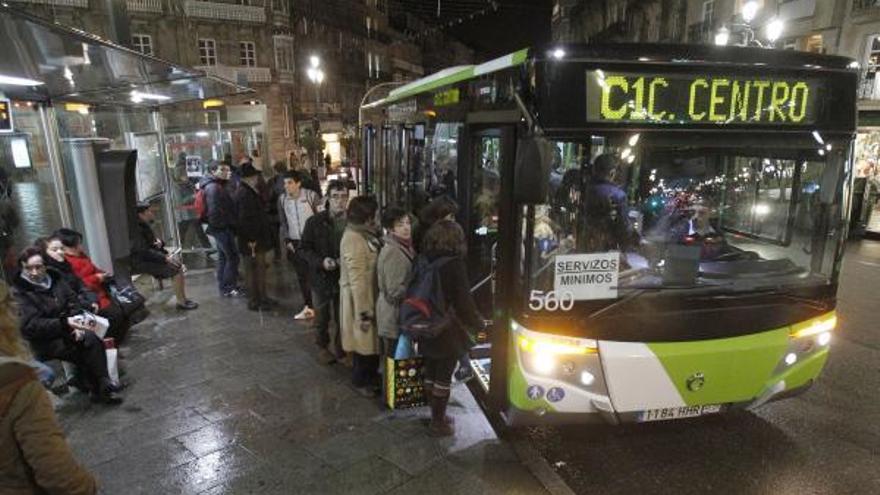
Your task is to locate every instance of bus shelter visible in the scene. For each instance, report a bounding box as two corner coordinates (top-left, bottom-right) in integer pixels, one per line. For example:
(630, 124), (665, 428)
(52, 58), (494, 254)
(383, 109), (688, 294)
(0, 5), (251, 278)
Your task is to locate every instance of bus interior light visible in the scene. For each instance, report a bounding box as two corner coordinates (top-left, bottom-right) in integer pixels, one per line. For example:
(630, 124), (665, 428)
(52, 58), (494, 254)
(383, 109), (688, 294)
(551, 48), (566, 60)
(791, 314), (837, 339)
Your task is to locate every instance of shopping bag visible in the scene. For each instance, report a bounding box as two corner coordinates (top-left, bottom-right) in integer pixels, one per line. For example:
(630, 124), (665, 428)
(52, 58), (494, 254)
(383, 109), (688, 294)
(384, 354), (427, 410)
(108, 283), (149, 324)
(104, 338), (119, 388)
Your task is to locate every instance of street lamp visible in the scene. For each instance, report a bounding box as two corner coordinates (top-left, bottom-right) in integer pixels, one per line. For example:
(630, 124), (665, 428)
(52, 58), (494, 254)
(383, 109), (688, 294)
(765, 18), (784, 45)
(714, 26), (730, 46)
(741, 0), (759, 23)
(306, 55), (325, 171)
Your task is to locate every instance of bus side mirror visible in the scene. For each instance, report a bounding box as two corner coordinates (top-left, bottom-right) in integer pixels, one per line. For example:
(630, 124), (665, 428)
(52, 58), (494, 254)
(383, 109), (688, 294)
(514, 137), (552, 204)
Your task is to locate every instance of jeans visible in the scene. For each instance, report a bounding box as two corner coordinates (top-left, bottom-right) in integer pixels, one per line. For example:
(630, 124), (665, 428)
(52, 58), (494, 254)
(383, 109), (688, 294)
(313, 289), (341, 355)
(286, 240), (313, 307)
(210, 228), (239, 293)
(243, 250), (268, 306)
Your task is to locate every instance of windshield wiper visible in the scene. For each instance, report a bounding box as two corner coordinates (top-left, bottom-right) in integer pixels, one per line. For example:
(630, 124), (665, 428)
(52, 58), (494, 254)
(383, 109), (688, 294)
(587, 282), (736, 320)
(696, 288), (831, 311)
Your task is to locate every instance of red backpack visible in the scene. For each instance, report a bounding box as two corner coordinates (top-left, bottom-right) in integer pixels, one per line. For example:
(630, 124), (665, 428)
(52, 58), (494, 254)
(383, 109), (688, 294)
(193, 188), (208, 222)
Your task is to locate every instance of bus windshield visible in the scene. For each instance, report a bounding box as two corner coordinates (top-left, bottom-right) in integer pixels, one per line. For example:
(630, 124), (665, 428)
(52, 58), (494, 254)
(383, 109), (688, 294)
(521, 132), (850, 310)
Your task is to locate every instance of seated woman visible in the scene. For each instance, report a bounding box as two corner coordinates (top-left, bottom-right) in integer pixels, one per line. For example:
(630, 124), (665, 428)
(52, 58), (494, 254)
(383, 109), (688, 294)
(11, 247), (122, 405)
(131, 202), (198, 310)
(54, 229), (129, 341)
(36, 236), (99, 313)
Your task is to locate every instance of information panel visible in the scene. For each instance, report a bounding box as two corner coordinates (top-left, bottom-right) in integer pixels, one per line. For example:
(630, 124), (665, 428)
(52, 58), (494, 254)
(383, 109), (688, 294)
(585, 70), (821, 126)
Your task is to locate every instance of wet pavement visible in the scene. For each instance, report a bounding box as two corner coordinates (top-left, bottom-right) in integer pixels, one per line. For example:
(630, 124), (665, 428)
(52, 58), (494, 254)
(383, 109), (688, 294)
(518, 240), (880, 495)
(55, 262), (548, 494)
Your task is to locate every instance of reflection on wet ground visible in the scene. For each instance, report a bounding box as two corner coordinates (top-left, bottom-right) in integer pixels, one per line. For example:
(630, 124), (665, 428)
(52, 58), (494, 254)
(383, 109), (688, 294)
(57, 266), (547, 494)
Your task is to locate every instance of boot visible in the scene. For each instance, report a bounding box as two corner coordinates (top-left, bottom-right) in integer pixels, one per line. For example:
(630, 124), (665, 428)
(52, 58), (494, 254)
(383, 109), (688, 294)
(428, 393), (454, 437)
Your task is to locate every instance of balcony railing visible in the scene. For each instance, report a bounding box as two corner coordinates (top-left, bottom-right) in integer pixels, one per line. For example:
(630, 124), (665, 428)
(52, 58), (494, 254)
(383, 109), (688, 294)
(184, 0), (266, 23)
(127, 0), (163, 14)
(196, 65), (272, 85)
(6, 0), (88, 7)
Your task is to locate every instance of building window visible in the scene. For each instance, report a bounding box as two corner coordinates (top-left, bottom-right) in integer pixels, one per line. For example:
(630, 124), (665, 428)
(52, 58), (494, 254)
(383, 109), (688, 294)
(274, 35), (294, 72)
(236, 0), (252, 5)
(273, 0), (287, 12)
(131, 34), (153, 56)
(366, 16), (373, 38)
(240, 41), (257, 67)
(702, 0), (714, 24)
(805, 34), (824, 53)
(198, 38), (216, 66)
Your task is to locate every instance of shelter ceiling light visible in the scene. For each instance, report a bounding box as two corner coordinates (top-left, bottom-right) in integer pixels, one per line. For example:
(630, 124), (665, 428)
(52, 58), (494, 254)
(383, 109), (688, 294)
(0, 74), (44, 86)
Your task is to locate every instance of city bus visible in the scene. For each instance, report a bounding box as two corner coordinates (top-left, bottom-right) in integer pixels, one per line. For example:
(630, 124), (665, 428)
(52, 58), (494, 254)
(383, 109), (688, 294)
(360, 44), (856, 426)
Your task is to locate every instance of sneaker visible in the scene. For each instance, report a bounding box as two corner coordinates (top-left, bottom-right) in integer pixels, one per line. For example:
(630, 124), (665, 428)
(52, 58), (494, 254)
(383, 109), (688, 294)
(176, 300), (199, 310)
(294, 306), (314, 320)
(223, 288), (245, 298)
(317, 348), (337, 365)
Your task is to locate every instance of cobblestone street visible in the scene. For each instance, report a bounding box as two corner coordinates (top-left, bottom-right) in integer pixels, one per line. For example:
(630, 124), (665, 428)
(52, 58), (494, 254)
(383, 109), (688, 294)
(54, 265), (547, 494)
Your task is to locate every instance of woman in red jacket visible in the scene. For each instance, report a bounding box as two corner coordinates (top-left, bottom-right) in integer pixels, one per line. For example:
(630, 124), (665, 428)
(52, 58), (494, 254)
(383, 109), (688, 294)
(55, 229), (128, 341)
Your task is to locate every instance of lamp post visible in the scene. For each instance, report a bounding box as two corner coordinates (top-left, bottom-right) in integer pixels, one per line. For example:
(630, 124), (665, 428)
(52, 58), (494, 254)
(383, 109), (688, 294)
(712, 0), (784, 48)
(306, 55), (324, 172)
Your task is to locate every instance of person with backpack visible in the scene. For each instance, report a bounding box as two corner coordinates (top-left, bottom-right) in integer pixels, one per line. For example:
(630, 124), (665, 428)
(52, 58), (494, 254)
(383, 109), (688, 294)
(339, 196), (382, 396)
(376, 206), (414, 363)
(300, 180), (348, 365)
(411, 219), (484, 436)
(199, 161), (243, 297)
(279, 171), (322, 320)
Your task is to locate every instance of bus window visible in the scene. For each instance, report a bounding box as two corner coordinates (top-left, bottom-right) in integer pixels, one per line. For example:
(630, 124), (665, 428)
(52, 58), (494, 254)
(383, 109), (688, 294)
(520, 132), (850, 315)
(425, 122), (460, 202)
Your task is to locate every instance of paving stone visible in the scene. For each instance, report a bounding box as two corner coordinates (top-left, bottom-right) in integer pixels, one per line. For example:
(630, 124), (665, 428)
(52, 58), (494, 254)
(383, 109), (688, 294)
(91, 439), (196, 488)
(176, 411), (269, 457)
(156, 445), (263, 495)
(323, 455), (411, 495)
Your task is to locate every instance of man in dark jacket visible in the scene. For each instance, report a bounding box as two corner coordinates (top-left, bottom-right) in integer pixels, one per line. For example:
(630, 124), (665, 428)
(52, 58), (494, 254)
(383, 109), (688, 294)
(199, 161), (242, 297)
(131, 202), (198, 310)
(300, 180), (348, 364)
(234, 164), (275, 311)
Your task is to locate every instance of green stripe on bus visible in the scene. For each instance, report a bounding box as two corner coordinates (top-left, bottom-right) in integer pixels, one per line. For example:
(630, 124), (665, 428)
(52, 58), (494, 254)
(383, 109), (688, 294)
(386, 67), (477, 103)
(511, 47), (529, 65)
(647, 328), (789, 406)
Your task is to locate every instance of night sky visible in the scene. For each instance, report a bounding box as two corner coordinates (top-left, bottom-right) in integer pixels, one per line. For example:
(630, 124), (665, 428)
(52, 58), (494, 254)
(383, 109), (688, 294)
(393, 0), (553, 59)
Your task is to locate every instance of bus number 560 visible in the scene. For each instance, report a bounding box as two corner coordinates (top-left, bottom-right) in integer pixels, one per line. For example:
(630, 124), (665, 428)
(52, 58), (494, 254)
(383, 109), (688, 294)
(529, 290), (575, 312)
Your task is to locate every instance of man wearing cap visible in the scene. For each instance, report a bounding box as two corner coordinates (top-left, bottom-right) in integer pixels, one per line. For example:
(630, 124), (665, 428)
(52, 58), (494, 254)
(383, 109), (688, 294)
(234, 164), (275, 311)
(131, 202), (198, 310)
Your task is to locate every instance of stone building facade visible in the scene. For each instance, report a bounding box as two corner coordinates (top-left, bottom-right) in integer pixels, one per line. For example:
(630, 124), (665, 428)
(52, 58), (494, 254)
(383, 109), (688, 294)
(7, 0), (470, 167)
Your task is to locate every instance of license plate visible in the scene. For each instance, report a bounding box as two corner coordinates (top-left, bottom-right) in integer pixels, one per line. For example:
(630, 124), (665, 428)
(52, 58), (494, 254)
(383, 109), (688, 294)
(638, 404), (722, 422)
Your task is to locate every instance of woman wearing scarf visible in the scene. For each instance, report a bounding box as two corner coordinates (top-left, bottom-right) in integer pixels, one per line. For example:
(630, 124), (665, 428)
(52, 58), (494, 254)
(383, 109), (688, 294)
(11, 247), (122, 406)
(339, 196), (382, 396)
(376, 206), (415, 362)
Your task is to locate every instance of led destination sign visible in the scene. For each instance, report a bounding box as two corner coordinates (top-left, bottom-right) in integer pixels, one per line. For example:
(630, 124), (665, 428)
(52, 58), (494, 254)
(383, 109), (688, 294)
(585, 70), (821, 126)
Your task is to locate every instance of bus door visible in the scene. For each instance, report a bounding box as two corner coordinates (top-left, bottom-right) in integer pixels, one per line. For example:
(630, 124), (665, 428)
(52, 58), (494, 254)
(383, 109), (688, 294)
(401, 124), (429, 212)
(460, 125), (517, 411)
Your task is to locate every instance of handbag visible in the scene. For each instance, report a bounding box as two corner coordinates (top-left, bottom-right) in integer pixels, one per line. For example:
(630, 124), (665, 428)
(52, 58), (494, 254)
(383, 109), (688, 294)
(384, 338), (427, 410)
(107, 282), (149, 324)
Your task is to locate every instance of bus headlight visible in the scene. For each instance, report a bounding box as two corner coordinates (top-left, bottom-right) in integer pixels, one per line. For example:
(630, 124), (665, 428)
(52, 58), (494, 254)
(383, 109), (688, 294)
(532, 352), (556, 375)
(817, 332), (832, 346)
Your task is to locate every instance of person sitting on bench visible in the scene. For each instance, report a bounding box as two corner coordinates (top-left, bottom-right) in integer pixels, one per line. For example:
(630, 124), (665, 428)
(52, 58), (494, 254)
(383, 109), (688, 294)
(131, 202), (198, 310)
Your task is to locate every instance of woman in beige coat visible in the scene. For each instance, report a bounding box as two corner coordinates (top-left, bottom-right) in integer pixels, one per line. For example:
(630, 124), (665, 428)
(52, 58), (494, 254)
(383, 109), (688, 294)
(0, 281), (97, 495)
(339, 196), (382, 396)
(376, 206), (415, 360)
